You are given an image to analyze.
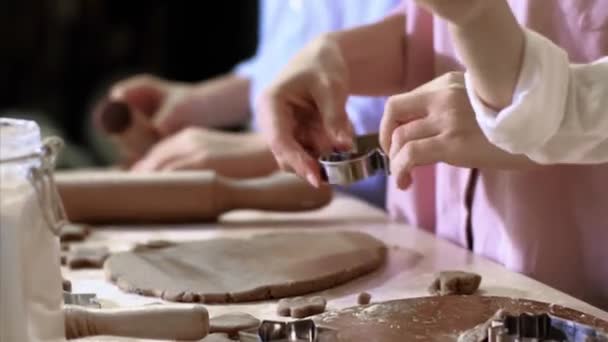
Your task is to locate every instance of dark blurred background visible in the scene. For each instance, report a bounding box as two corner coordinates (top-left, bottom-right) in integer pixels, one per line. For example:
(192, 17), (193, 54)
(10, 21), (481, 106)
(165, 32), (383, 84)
(0, 0), (258, 165)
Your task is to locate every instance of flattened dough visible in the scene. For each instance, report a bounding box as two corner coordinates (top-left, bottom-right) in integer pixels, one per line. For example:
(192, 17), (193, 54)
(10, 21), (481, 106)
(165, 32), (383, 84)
(105, 231), (386, 303)
(428, 271), (482, 296)
(314, 296), (608, 342)
(277, 296), (327, 318)
(209, 312), (260, 336)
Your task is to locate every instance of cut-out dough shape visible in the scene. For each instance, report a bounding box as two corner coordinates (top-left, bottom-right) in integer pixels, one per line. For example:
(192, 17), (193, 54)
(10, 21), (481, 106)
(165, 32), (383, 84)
(428, 271), (482, 296)
(277, 296), (327, 318)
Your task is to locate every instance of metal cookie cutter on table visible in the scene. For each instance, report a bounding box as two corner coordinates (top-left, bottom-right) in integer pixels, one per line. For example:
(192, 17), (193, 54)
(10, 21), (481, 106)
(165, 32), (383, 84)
(239, 319), (337, 342)
(319, 133), (389, 185)
(63, 292), (101, 308)
(487, 312), (608, 341)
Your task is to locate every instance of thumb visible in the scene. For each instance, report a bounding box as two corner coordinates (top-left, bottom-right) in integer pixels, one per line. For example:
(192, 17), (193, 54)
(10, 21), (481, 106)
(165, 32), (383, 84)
(311, 81), (353, 150)
(110, 74), (167, 117)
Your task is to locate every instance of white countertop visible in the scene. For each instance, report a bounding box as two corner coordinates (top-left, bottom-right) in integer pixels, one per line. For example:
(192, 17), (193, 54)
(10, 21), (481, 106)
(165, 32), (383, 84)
(67, 194), (608, 341)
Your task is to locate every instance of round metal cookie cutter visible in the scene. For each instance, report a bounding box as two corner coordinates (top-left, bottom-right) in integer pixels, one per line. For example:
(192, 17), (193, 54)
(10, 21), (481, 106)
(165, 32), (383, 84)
(319, 148), (389, 185)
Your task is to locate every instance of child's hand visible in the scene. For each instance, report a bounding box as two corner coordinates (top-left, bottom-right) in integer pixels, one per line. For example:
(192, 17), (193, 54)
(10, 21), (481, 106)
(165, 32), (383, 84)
(379, 72), (535, 190)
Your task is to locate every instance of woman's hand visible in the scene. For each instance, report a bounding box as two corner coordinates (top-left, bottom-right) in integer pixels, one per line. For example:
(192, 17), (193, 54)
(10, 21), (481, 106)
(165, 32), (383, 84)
(257, 35), (354, 187)
(380, 72), (535, 189)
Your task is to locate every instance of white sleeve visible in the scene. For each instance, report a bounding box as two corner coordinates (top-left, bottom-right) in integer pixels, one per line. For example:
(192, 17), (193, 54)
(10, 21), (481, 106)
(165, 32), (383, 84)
(466, 28), (608, 164)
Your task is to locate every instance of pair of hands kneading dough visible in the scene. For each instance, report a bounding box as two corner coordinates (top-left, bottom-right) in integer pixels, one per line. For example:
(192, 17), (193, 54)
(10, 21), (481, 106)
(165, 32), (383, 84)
(56, 170), (332, 223)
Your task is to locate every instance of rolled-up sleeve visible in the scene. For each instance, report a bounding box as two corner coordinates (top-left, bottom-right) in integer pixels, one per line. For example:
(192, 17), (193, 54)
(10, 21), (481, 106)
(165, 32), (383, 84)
(466, 28), (608, 164)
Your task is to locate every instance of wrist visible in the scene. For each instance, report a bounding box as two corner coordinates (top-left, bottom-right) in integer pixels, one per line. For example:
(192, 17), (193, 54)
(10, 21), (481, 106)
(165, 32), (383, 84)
(451, 0), (507, 33)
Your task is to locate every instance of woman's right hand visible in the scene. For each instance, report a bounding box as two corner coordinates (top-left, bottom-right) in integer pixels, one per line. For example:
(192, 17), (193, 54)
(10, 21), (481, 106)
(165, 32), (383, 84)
(257, 35), (354, 187)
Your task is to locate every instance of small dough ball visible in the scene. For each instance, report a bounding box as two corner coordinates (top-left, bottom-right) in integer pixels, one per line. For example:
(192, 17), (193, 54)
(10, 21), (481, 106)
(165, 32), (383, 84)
(62, 278), (72, 292)
(429, 271), (482, 296)
(357, 292), (372, 305)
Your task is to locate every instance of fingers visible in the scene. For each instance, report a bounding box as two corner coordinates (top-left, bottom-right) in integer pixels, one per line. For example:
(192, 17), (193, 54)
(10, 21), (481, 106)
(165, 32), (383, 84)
(310, 78), (353, 150)
(271, 138), (322, 188)
(258, 92), (322, 187)
(380, 93), (429, 155)
(131, 138), (183, 172)
(110, 74), (167, 116)
(391, 137), (444, 189)
(388, 119), (439, 158)
(159, 153), (206, 172)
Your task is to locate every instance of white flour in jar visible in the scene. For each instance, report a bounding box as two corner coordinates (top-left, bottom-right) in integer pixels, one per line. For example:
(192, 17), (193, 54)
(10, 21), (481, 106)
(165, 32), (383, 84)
(0, 118), (65, 342)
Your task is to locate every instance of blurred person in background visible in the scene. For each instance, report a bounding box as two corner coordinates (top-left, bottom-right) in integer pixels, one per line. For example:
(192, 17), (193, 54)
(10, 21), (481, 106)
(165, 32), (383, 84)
(0, 1), (256, 167)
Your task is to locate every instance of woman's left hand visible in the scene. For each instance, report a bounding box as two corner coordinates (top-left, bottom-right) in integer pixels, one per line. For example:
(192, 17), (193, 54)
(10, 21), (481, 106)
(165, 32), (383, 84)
(379, 72), (535, 190)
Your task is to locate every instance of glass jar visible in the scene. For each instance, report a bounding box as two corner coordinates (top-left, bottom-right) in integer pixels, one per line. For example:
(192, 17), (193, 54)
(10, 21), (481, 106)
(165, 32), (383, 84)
(0, 118), (66, 342)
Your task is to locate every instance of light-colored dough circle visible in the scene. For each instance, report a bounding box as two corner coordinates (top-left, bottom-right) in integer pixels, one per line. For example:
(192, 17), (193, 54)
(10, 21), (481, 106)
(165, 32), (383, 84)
(105, 231), (386, 303)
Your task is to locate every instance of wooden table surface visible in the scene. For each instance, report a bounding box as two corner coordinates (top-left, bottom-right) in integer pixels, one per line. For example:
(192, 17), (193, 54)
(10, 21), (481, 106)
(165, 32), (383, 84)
(67, 194), (608, 341)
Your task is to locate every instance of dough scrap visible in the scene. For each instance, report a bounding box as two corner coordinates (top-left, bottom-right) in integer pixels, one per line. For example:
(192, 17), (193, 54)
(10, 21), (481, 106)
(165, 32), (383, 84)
(105, 231), (386, 303)
(209, 312), (260, 336)
(60, 251), (68, 266)
(68, 246), (110, 269)
(132, 239), (176, 252)
(60, 224), (90, 242)
(429, 271), (482, 296)
(277, 296), (327, 318)
(357, 292), (372, 305)
(63, 277), (72, 292)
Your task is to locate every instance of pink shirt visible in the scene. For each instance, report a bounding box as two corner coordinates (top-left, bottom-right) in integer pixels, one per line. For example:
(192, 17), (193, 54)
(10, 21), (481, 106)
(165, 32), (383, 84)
(388, 0), (608, 309)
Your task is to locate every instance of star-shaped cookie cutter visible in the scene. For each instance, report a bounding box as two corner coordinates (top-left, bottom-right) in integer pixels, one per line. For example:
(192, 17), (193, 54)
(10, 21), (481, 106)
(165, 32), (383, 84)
(487, 312), (608, 342)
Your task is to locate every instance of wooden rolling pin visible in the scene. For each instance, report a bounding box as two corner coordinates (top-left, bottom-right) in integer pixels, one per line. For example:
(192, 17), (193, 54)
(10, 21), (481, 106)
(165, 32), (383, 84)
(56, 170), (332, 223)
(93, 99), (160, 164)
(64, 305), (209, 340)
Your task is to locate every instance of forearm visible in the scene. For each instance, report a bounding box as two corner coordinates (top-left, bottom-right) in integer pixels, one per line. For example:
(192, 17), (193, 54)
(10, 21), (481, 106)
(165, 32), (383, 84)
(328, 13), (407, 96)
(183, 74), (251, 128)
(449, 0), (524, 110)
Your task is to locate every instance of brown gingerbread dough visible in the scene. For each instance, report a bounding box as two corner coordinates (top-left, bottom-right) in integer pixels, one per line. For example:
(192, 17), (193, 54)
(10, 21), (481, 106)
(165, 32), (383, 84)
(428, 271), (482, 296)
(357, 292), (372, 305)
(60, 223), (90, 242)
(209, 312), (260, 336)
(105, 231), (386, 303)
(132, 239), (176, 252)
(314, 296), (608, 342)
(277, 296), (327, 318)
(67, 246), (110, 269)
(62, 278), (72, 292)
